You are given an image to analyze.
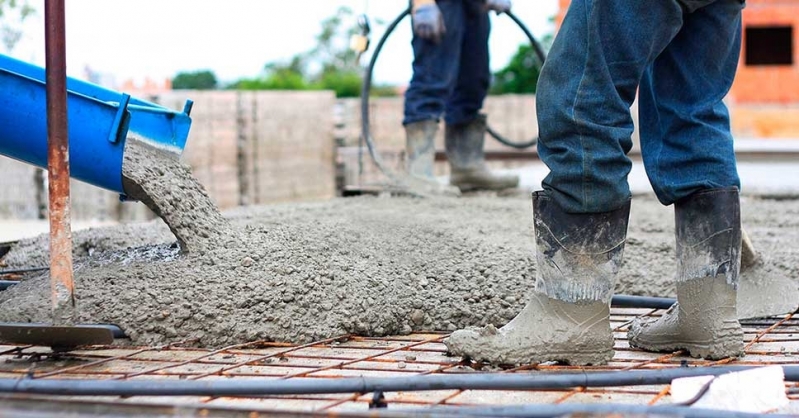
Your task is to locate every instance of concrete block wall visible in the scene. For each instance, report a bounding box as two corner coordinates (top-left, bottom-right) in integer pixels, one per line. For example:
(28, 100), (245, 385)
(0, 157), (39, 219)
(157, 90), (338, 208)
(0, 90), (337, 221)
(337, 94), (640, 187)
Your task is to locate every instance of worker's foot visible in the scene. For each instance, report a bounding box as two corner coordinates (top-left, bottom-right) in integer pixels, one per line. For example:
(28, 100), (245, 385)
(449, 167), (519, 192)
(628, 276), (744, 359)
(445, 293), (613, 365)
(446, 192), (630, 366)
(628, 188), (744, 360)
(401, 119), (460, 197)
(445, 114), (519, 192)
(396, 173), (461, 197)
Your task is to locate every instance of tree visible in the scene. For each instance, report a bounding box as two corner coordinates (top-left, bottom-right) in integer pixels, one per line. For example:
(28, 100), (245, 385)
(172, 70), (218, 90)
(231, 7), (397, 98)
(0, 0), (35, 53)
(490, 29), (554, 95)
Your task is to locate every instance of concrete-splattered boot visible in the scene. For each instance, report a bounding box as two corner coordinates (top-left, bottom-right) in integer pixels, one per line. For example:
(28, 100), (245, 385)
(629, 188), (745, 360)
(445, 191), (630, 365)
(445, 115), (519, 192)
(401, 120), (461, 197)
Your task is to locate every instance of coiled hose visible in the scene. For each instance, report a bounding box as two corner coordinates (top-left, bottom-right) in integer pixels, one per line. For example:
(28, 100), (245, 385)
(359, 8), (546, 180)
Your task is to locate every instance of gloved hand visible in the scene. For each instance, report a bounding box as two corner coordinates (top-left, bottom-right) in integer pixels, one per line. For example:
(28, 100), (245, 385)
(485, 0), (511, 14)
(412, 3), (446, 42)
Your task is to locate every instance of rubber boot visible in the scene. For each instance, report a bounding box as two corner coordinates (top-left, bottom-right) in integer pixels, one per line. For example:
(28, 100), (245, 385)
(401, 120), (461, 197)
(445, 192), (630, 365)
(629, 188), (745, 360)
(445, 115), (519, 192)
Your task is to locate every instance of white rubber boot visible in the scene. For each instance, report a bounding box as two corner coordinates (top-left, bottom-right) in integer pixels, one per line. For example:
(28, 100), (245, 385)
(445, 115), (519, 192)
(401, 120), (461, 197)
(445, 191), (630, 365)
(629, 188), (745, 360)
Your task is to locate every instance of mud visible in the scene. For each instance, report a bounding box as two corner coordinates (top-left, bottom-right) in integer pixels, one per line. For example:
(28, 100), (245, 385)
(0, 194), (797, 347)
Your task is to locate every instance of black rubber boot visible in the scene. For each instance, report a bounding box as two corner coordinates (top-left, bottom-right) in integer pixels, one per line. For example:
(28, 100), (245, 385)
(445, 114), (519, 192)
(629, 187), (745, 359)
(445, 192), (630, 365)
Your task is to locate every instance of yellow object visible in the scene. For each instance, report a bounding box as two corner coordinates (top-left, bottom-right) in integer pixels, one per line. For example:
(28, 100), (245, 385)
(412, 0), (437, 12)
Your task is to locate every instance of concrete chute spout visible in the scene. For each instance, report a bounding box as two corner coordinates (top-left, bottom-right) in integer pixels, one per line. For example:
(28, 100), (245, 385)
(0, 54), (192, 196)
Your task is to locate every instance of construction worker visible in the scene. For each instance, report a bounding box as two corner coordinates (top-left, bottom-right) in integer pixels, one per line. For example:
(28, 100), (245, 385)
(403, 0), (519, 194)
(446, 0), (747, 365)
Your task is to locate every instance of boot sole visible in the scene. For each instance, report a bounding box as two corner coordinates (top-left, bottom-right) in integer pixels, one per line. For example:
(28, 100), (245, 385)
(628, 332), (744, 360)
(456, 348), (615, 367)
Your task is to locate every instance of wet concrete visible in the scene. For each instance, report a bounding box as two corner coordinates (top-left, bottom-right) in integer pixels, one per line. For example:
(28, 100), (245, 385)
(0, 193), (797, 347)
(121, 139), (232, 252)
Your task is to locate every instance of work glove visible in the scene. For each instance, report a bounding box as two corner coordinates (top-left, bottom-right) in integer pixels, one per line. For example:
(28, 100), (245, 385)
(485, 0), (512, 14)
(412, 3), (446, 42)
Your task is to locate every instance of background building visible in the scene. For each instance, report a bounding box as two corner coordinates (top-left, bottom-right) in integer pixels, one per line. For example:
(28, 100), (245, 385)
(557, 0), (799, 138)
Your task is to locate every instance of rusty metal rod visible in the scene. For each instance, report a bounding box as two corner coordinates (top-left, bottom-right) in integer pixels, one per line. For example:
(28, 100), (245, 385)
(44, 0), (75, 324)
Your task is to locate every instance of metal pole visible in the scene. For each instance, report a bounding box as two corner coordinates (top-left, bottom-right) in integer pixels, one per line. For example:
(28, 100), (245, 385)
(44, 0), (74, 324)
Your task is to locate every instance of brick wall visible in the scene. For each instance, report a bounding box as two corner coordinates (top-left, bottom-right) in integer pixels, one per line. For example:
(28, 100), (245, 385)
(554, 0), (799, 137)
(731, 0), (799, 104)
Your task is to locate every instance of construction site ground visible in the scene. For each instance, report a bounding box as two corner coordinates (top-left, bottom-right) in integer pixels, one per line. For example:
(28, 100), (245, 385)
(1, 308), (798, 416)
(1, 170), (798, 415)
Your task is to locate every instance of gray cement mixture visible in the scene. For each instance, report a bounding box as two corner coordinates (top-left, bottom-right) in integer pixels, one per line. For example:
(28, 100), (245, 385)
(121, 140), (233, 252)
(1, 188), (797, 347)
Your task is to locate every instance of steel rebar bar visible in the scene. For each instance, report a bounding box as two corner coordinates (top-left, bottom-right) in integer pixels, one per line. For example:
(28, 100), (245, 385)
(44, 0), (74, 324)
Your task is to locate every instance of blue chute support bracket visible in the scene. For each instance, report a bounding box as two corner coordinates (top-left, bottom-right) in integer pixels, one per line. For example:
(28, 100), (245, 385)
(0, 54), (194, 197)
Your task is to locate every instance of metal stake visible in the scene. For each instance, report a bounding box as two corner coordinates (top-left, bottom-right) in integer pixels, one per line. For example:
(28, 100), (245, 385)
(44, 0), (74, 324)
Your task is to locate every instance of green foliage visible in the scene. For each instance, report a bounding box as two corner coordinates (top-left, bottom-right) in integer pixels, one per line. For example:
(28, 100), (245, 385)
(0, 0), (35, 53)
(172, 70), (218, 90)
(491, 44), (544, 95)
(491, 29), (554, 95)
(315, 70), (361, 98)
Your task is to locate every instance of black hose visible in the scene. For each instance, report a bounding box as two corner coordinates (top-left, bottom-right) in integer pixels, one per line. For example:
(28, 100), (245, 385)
(611, 294), (675, 310)
(402, 404), (794, 418)
(0, 267), (49, 275)
(359, 8), (412, 181)
(485, 11), (546, 150)
(359, 8), (545, 180)
(0, 323), (127, 339)
(0, 281), (18, 291)
(0, 365), (795, 396)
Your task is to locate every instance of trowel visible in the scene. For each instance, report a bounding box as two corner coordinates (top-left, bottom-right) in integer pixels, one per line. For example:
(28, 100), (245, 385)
(737, 229), (799, 320)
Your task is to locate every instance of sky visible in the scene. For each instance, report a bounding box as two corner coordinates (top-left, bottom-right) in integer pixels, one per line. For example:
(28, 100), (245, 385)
(7, 0), (558, 87)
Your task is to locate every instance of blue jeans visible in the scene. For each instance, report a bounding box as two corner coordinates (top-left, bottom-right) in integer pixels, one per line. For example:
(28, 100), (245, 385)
(536, 0), (744, 213)
(403, 0), (490, 126)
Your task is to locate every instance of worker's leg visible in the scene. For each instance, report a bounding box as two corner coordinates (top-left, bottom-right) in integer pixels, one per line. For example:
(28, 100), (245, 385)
(535, 0), (683, 213)
(629, 0), (745, 360)
(443, 9), (519, 191)
(446, 0), (684, 366)
(637, 1), (743, 205)
(402, 0), (465, 195)
(404, 0), (466, 126)
(443, 6), (490, 126)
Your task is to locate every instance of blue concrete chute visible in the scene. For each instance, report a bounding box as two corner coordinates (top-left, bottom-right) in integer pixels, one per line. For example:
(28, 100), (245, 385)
(0, 54), (192, 196)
